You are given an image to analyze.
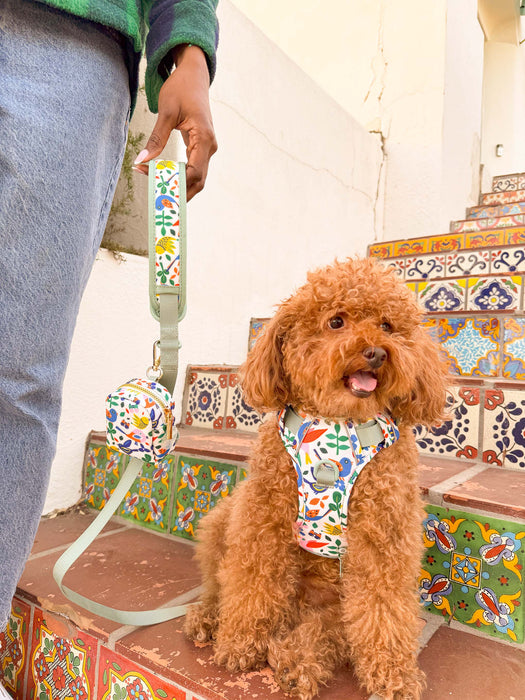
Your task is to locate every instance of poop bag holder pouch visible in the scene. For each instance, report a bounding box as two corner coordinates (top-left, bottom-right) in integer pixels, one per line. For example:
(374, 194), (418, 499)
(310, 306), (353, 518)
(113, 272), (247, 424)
(105, 369), (178, 463)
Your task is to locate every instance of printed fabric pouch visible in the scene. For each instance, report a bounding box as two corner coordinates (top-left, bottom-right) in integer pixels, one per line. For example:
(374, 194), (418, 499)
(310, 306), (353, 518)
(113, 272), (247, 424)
(105, 372), (178, 464)
(52, 160), (195, 627)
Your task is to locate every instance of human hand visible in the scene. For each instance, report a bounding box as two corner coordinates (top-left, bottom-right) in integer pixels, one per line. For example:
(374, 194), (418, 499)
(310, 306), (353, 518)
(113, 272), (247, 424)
(134, 45), (217, 200)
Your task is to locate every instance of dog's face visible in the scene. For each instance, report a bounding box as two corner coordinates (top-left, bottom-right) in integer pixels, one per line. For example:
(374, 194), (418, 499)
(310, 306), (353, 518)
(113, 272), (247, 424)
(242, 258), (448, 426)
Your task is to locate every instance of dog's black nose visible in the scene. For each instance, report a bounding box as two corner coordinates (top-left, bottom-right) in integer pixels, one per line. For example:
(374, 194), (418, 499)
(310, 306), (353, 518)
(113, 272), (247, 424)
(363, 346), (387, 369)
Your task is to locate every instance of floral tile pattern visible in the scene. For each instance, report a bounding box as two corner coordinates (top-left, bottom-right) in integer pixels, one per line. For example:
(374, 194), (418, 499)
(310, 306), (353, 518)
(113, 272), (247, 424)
(482, 389), (525, 468)
(418, 280), (465, 313)
(466, 277), (521, 312)
(502, 318), (525, 380)
(465, 230), (506, 248)
(420, 506), (524, 644)
(468, 202), (525, 219)
(98, 646), (185, 700)
(453, 215), (525, 233)
(184, 370), (229, 429)
(428, 235), (463, 253)
(490, 247), (525, 274)
(482, 189), (525, 205)
(248, 317), (270, 352)
(368, 242), (393, 258)
(28, 608), (98, 700)
(171, 455), (237, 541)
(445, 250), (490, 278)
(393, 239), (429, 256)
(404, 254), (446, 280)
(225, 373), (262, 432)
(83, 441), (128, 511)
(493, 173), (525, 192)
(119, 455), (175, 532)
(424, 318), (500, 377)
(0, 597), (30, 698)
(415, 387), (480, 460)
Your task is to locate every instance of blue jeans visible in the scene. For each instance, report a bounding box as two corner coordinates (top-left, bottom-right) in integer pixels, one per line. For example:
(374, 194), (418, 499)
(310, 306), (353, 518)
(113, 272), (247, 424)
(0, 0), (130, 628)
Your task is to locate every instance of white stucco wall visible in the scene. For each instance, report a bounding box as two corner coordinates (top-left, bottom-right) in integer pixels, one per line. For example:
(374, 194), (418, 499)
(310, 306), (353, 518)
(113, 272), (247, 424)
(440, 0), (484, 228)
(44, 0), (382, 513)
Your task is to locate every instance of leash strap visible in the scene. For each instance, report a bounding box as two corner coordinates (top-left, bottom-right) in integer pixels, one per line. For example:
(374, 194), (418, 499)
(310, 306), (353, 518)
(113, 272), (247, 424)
(52, 159), (191, 625)
(53, 458), (200, 625)
(148, 159), (187, 394)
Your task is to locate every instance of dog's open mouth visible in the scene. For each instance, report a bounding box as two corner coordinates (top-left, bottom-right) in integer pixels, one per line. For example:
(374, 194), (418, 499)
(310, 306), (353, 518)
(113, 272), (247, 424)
(344, 371), (378, 398)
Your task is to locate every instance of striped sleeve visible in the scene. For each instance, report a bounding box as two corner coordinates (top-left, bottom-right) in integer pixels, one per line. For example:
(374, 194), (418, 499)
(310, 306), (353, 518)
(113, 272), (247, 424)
(144, 0), (219, 113)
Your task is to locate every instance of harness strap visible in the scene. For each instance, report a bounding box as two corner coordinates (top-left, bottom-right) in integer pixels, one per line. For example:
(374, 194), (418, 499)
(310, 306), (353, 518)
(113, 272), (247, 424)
(283, 407), (387, 450)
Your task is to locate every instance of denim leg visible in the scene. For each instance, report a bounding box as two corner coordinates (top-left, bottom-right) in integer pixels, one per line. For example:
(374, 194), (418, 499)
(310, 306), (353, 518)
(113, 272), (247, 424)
(0, 0), (131, 627)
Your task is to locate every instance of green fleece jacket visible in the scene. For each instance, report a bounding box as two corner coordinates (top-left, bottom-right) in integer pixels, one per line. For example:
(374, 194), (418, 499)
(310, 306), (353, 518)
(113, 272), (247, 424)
(34, 0), (219, 112)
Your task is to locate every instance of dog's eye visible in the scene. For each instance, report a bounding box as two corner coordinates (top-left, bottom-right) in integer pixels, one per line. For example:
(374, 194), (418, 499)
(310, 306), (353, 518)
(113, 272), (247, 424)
(380, 321), (393, 333)
(328, 316), (345, 330)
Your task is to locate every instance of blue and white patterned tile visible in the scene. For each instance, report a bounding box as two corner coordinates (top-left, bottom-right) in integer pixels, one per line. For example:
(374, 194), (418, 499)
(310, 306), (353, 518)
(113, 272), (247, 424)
(493, 173), (525, 192)
(404, 254), (446, 280)
(415, 386), (480, 460)
(482, 389), (525, 468)
(445, 250), (490, 278)
(502, 318), (525, 380)
(418, 280), (465, 313)
(490, 247), (525, 275)
(184, 370), (229, 429)
(225, 373), (263, 432)
(467, 277), (521, 312)
(380, 258), (405, 279)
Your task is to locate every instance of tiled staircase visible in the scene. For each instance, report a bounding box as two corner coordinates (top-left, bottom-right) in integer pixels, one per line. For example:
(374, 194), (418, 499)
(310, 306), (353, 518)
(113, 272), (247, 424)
(3, 174), (525, 698)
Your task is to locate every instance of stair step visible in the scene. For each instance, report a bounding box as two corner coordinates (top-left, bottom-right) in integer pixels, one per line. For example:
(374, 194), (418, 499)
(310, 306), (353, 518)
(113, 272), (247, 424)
(493, 173), (525, 192)
(467, 201), (525, 220)
(368, 226), (525, 260)
(451, 214), (525, 233)
(5, 504), (524, 699)
(481, 188), (525, 206)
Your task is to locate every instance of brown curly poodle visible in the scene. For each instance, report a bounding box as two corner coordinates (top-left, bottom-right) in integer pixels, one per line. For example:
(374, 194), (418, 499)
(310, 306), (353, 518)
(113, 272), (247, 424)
(185, 257), (449, 700)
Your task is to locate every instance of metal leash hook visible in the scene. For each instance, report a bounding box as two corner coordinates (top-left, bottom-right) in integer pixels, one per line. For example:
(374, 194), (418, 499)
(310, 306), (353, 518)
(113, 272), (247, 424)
(146, 340), (163, 381)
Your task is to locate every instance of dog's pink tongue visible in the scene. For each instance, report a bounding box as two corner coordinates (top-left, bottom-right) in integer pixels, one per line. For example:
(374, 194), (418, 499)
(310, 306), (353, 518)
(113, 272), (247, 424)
(349, 371), (377, 392)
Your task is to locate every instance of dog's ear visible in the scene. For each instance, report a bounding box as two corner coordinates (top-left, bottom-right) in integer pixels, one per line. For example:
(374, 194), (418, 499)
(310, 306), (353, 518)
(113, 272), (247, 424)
(390, 325), (450, 427)
(240, 316), (290, 412)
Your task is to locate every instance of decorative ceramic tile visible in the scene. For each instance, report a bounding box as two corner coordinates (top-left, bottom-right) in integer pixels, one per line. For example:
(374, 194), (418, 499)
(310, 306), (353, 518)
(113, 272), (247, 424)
(248, 317), (270, 352)
(482, 389), (525, 468)
(493, 173), (525, 192)
(467, 277), (521, 312)
(468, 203), (525, 219)
(404, 254), (446, 280)
(420, 506), (524, 643)
(98, 646), (185, 700)
(367, 242), (393, 258)
(428, 234), (464, 253)
(171, 455), (237, 541)
(225, 373), (262, 432)
(184, 370), (229, 429)
(445, 250), (490, 278)
(83, 442), (128, 510)
(425, 318), (500, 377)
(381, 258), (404, 278)
(490, 247), (525, 274)
(482, 190), (525, 206)
(415, 386), (480, 460)
(393, 239), (428, 256)
(418, 280), (465, 313)
(465, 230), (506, 248)
(28, 608), (98, 700)
(453, 215), (525, 233)
(502, 318), (525, 380)
(119, 455), (175, 532)
(505, 226), (525, 246)
(0, 597), (31, 698)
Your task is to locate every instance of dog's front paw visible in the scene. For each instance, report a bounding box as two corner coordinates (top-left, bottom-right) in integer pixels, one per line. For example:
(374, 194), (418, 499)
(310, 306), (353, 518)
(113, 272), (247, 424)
(268, 640), (325, 699)
(367, 665), (425, 700)
(184, 603), (218, 644)
(213, 636), (267, 673)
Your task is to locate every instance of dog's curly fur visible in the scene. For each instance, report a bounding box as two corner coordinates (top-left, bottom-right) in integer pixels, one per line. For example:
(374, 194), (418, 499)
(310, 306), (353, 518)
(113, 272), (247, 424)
(184, 258), (449, 700)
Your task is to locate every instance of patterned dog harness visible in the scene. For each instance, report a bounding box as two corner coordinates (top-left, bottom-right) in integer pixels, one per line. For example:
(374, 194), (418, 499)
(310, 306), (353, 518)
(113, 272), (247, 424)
(278, 406), (399, 561)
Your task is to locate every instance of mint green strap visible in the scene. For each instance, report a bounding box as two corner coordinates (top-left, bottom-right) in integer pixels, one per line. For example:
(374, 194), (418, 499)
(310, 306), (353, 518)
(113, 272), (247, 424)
(53, 457), (199, 626)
